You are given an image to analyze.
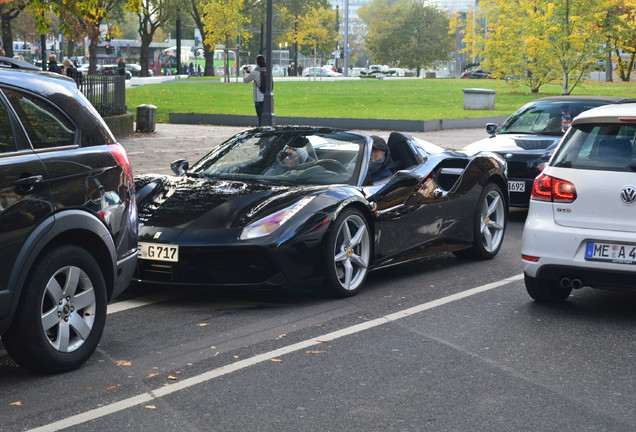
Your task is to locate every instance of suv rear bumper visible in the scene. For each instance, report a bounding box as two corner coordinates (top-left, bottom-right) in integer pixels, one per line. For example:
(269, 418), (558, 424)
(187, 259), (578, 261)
(113, 251), (138, 301)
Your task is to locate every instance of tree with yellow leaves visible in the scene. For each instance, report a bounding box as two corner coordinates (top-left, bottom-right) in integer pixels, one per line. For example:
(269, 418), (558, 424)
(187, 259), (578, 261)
(283, 6), (336, 69)
(201, 0), (250, 81)
(456, 0), (614, 94)
(606, 0), (636, 81)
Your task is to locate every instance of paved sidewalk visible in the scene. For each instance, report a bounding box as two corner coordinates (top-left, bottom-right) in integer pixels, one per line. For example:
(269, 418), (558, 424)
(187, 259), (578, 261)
(120, 123), (486, 176)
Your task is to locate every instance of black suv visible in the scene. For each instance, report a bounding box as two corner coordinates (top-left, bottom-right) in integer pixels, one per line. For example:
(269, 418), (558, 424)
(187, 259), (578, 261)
(0, 58), (138, 372)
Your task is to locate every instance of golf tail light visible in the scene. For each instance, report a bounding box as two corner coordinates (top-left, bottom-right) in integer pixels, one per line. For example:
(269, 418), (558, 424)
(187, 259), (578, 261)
(240, 196), (315, 240)
(531, 174), (576, 203)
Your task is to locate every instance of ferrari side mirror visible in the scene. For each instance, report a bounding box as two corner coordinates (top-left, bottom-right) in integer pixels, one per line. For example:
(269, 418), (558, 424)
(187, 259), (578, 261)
(171, 159), (189, 176)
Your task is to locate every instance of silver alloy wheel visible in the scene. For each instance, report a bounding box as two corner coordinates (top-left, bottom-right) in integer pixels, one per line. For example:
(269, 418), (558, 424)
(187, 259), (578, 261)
(40, 265), (97, 352)
(333, 214), (370, 291)
(480, 188), (505, 253)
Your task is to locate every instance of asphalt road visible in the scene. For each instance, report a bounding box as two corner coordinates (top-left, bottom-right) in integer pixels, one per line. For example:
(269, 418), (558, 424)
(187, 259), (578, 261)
(2, 126), (636, 431)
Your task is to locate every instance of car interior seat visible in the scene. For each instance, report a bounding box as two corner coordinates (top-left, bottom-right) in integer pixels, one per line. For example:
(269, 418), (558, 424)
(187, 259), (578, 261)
(387, 132), (419, 172)
(591, 138), (633, 162)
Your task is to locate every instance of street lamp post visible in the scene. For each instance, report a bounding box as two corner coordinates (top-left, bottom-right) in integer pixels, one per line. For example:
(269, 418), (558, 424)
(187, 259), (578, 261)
(261, 0), (276, 125)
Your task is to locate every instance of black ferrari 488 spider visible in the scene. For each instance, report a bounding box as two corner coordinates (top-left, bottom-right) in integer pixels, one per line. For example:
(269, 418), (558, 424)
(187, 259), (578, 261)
(134, 126), (508, 297)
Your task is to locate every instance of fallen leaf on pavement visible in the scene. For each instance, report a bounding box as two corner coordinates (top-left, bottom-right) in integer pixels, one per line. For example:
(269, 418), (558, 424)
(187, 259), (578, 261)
(271, 358), (283, 362)
(305, 350), (326, 354)
(114, 360), (132, 367)
(316, 339), (330, 343)
(10, 401), (22, 406)
(276, 334), (286, 339)
(145, 405), (157, 410)
(147, 372), (159, 378)
(167, 376), (178, 380)
(197, 323), (209, 327)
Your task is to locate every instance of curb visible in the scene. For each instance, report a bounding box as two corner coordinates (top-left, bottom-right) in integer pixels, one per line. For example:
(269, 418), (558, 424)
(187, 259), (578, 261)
(168, 113), (510, 132)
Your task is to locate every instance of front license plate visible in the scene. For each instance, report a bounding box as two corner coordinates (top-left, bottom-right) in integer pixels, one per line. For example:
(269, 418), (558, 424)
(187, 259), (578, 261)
(585, 241), (636, 265)
(139, 242), (179, 262)
(508, 180), (525, 192)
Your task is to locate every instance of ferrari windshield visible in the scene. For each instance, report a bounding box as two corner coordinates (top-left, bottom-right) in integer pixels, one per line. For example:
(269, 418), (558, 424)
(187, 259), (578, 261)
(500, 101), (608, 135)
(189, 129), (366, 185)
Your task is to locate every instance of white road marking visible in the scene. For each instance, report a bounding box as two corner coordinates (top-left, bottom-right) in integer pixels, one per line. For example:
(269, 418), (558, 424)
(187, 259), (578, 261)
(27, 274), (523, 432)
(107, 292), (191, 314)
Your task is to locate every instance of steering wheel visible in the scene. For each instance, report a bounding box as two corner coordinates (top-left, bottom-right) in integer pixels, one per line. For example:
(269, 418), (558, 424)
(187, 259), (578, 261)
(315, 159), (347, 173)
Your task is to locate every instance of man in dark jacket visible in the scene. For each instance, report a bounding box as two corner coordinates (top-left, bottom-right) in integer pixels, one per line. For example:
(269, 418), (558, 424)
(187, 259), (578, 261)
(48, 54), (62, 74)
(369, 135), (393, 182)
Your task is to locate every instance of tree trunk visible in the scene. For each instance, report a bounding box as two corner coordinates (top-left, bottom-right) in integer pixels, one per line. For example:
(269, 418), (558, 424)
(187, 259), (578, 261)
(1, 11), (14, 57)
(204, 47), (214, 77)
(139, 33), (153, 77)
(562, 71), (569, 95)
(88, 37), (99, 74)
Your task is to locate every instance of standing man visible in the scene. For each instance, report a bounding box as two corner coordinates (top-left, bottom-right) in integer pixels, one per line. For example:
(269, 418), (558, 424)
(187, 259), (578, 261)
(242, 54), (267, 126)
(48, 54), (62, 73)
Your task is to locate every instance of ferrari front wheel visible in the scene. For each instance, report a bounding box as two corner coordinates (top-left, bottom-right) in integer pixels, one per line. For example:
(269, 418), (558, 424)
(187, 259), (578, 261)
(455, 182), (506, 260)
(323, 208), (371, 297)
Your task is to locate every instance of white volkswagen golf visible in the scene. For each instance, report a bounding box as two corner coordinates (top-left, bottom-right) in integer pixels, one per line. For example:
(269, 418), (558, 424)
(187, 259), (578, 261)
(521, 103), (636, 301)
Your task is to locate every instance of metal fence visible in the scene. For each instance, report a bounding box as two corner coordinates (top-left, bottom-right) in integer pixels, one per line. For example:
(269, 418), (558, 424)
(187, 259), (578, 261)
(77, 75), (127, 117)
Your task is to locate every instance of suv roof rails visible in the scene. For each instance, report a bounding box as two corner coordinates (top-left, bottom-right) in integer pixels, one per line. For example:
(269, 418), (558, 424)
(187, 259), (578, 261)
(0, 56), (41, 71)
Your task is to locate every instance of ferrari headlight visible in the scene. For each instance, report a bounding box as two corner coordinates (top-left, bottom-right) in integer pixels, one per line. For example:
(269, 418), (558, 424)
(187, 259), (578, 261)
(240, 196), (315, 240)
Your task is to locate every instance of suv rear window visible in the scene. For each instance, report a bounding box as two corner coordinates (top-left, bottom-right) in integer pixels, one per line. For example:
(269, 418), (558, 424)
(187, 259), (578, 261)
(551, 123), (636, 172)
(1, 88), (76, 149)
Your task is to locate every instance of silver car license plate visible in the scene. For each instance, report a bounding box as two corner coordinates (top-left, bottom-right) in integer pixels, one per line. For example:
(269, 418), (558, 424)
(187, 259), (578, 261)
(139, 242), (179, 262)
(585, 241), (636, 264)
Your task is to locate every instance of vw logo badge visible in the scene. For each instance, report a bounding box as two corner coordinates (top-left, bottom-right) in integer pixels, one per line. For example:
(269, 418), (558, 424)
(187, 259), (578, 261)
(505, 153), (513, 159)
(621, 186), (636, 204)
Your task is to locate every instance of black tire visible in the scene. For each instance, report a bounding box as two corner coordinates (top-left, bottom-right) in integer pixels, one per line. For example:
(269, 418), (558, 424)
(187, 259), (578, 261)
(2, 245), (107, 373)
(323, 208), (371, 297)
(454, 182), (506, 260)
(524, 273), (571, 302)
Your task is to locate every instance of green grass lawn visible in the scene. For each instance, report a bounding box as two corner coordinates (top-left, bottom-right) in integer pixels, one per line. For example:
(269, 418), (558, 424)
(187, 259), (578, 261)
(126, 78), (636, 123)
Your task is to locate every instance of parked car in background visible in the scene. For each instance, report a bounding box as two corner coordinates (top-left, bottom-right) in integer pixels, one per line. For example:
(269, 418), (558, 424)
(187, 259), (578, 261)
(302, 67), (343, 77)
(126, 63), (154, 77)
(0, 57), (138, 372)
(460, 69), (493, 79)
(134, 126), (508, 297)
(463, 96), (636, 207)
(521, 102), (636, 301)
(97, 64), (132, 79)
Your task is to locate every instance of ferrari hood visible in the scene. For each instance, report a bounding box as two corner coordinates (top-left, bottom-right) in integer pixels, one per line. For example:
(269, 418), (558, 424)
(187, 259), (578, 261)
(463, 134), (561, 154)
(135, 174), (320, 230)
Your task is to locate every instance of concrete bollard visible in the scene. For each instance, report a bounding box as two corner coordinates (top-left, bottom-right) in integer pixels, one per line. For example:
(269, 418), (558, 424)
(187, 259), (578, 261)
(462, 88), (497, 110)
(136, 104), (157, 132)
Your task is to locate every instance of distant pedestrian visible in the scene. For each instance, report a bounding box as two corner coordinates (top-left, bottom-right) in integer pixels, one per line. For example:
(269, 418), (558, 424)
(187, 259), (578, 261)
(0, 47), (5, 57)
(117, 57), (126, 76)
(63, 58), (76, 78)
(48, 54), (62, 74)
(188, 62), (194, 77)
(243, 54), (267, 126)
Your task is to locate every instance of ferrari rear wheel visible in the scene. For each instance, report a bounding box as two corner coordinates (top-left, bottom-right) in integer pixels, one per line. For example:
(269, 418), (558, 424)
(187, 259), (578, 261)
(455, 182), (506, 260)
(323, 208), (371, 297)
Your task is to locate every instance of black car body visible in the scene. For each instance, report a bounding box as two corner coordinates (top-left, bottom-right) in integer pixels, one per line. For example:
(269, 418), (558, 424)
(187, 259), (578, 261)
(97, 64), (132, 80)
(0, 58), (138, 372)
(460, 69), (492, 79)
(463, 96), (636, 207)
(135, 127), (508, 297)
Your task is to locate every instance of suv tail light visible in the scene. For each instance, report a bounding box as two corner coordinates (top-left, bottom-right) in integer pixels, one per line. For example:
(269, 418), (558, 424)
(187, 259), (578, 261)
(531, 173), (577, 203)
(108, 143), (134, 186)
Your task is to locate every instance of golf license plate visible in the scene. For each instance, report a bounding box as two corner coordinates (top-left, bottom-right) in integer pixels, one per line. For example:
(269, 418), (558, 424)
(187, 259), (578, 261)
(139, 242), (179, 262)
(585, 241), (636, 265)
(508, 180), (525, 192)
